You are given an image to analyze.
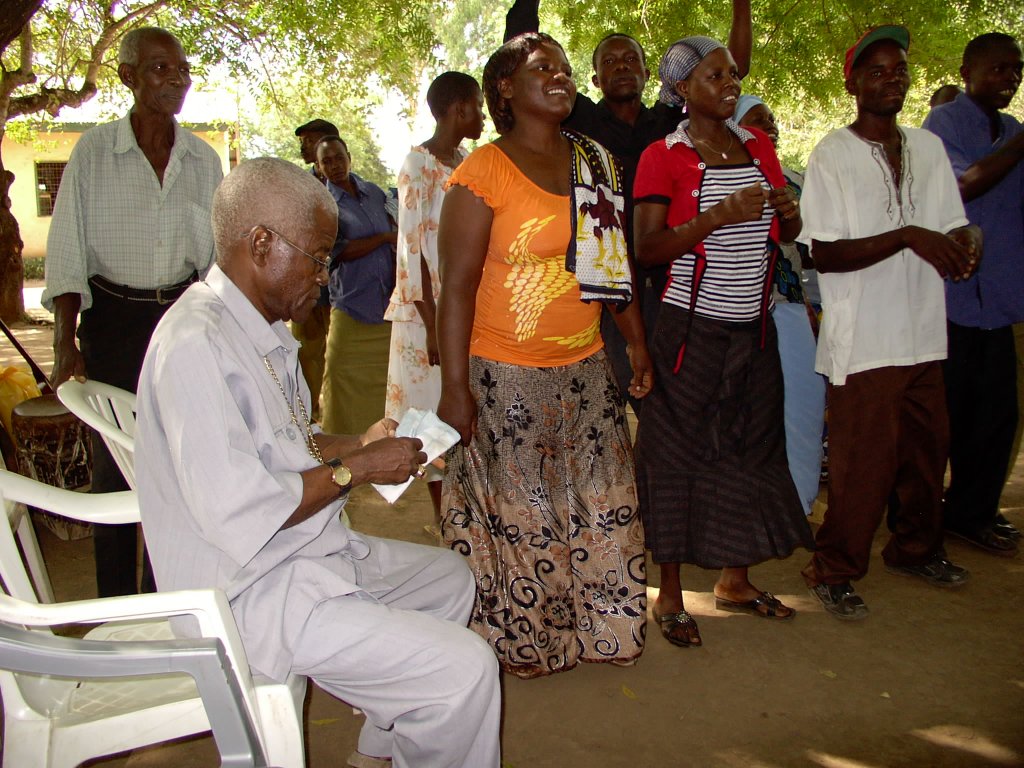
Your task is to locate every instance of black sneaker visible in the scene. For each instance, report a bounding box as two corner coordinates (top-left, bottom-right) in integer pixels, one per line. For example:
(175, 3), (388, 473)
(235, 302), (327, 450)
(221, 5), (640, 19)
(946, 526), (1018, 557)
(808, 582), (869, 620)
(994, 513), (1022, 540)
(885, 555), (969, 588)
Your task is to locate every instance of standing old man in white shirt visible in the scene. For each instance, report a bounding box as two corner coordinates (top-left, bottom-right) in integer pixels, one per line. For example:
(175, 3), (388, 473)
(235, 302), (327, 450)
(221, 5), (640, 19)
(135, 157), (501, 768)
(43, 26), (223, 597)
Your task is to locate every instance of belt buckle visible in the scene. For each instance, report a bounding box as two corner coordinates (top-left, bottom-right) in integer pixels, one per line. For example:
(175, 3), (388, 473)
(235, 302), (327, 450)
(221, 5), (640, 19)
(155, 285), (174, 305)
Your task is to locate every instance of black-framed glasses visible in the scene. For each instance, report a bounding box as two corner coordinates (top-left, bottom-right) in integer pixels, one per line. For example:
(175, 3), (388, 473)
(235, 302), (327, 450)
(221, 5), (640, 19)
(256, 225), (330, 271)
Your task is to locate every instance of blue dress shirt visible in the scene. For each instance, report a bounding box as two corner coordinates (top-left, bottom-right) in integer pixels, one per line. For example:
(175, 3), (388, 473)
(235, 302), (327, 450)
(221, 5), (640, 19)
(326, 173), (396, 324)
(924, 93), (1024, 329)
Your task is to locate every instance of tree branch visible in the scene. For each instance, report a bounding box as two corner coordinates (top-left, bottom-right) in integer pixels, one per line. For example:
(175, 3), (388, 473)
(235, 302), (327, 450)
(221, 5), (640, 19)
(0, 0), (42, 51)
(8, 83), (98, 118)
(83, 1), (166, 88)
(16, 1), (166, 119)
(19, 19), (33, 74)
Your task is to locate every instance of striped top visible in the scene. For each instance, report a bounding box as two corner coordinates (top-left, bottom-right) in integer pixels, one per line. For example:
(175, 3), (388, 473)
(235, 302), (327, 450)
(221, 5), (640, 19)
(664, 163), (773, 321)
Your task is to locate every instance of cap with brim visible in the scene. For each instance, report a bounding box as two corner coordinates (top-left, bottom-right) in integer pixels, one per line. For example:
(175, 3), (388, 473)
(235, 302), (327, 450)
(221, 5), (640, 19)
(844, 25), (910, 79)
(294, 119), (339, 137)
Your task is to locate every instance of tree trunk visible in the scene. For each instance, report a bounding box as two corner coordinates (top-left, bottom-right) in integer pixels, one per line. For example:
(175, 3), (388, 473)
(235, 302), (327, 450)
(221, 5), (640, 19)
(0, 164), (26, 323)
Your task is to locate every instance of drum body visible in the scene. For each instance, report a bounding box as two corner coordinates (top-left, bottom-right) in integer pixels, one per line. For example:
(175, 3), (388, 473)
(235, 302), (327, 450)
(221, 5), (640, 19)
(11, 394), (92, 539)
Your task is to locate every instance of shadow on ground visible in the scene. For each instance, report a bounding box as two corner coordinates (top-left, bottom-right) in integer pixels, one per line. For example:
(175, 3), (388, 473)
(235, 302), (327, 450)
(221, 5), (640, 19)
(2, 302), (1023, 767)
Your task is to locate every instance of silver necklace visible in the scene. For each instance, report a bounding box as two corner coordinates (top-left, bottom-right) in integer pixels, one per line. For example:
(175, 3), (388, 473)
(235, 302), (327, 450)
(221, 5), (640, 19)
(691, 130), (734, 160)
(263, 355), (324, 464)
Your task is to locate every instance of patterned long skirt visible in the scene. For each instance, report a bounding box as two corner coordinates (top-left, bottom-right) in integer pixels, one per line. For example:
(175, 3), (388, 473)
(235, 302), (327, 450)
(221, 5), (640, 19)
(441, 351), (647, 679)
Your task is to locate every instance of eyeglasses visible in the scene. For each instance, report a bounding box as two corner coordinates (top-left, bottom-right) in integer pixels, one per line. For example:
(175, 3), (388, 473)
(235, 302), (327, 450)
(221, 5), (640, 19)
(257, 225), (330, 271)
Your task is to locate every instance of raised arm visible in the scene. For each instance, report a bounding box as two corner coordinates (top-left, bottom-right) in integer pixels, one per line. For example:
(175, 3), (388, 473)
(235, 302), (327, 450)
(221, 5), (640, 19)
(287, 432), (425, 529)
(924, 108), (1024, 203)
(436, 185), (493, 444)
(728, 0), (752, 79)
(956, 132), (1024, 202)
(504, 0), (539, 42)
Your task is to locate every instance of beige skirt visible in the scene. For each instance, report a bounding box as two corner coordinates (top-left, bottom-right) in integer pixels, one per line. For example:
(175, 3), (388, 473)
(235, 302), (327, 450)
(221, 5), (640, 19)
(442, 351), (647, 678)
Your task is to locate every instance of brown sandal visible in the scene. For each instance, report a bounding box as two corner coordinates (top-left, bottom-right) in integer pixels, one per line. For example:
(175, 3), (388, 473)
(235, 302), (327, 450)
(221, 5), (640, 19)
(714, 591), (794, 620)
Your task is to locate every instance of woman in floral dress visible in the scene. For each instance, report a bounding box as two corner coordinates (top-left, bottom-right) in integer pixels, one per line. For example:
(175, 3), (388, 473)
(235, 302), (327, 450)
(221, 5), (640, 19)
(385, 72), (484, 525)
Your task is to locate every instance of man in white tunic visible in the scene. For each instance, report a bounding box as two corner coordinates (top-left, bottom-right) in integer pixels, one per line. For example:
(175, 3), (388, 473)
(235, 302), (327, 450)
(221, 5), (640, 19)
(798, 26), (981, 620)
(135, 157), (500, 768)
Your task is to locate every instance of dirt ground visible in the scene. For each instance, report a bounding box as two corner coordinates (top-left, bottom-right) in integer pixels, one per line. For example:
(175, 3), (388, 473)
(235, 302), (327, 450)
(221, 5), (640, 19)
(2, 299), (1022, 768)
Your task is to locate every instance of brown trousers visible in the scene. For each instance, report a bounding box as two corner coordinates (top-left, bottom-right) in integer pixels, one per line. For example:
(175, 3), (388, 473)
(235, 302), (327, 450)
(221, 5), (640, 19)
(802, 362), (947, 586)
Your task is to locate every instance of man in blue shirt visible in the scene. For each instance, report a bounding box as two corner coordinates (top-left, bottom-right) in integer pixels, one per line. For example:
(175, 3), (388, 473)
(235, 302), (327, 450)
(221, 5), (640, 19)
(924, 32), (1024, 555)
(315, 135), (397, 435)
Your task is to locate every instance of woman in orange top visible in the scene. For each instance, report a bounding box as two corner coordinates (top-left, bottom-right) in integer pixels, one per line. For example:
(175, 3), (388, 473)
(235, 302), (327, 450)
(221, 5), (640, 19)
(437, 32), (652, 679)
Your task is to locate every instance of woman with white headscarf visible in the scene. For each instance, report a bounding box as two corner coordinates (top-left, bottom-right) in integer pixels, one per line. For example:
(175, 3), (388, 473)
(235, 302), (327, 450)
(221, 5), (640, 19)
(632, 37), (814, 649)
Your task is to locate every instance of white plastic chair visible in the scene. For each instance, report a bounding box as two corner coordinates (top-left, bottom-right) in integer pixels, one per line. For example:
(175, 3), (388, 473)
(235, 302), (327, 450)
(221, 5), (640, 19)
(56, 379), (138, 488)
(0, 451), (54, 603)
(0, 611), (269, 767)
(0, 469), (307, 768)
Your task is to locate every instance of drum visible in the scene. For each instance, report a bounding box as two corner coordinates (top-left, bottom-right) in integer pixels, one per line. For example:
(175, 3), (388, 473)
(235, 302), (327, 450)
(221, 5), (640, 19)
(11, 394), (92, 540)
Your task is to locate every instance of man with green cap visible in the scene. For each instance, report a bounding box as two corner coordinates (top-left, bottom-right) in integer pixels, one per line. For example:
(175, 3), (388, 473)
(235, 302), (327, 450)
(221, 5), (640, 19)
(798, 26), (982, 620)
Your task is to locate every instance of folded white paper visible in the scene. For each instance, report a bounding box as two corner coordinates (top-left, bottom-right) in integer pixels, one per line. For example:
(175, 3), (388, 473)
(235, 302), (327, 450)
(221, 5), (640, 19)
(371, 408), (461, 504)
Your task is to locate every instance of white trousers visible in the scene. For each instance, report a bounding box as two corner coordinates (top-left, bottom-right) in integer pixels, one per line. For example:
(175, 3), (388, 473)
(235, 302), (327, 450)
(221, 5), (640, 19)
(289, 535), (500, 768)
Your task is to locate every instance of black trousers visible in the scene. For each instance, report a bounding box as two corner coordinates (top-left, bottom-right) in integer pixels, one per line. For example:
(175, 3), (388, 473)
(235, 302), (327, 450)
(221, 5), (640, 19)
(78, 284), (176, 597)
(943, 322), (1019, 534)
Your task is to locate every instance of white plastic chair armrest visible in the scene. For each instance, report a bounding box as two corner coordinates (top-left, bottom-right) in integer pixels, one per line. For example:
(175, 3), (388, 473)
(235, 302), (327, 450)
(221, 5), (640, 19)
(0, 589), (235, 640)
(0, 470), (140, 524)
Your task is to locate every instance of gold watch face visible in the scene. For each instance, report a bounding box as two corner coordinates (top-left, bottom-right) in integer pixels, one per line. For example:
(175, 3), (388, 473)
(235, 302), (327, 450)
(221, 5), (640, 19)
(332, 463), (352, 488)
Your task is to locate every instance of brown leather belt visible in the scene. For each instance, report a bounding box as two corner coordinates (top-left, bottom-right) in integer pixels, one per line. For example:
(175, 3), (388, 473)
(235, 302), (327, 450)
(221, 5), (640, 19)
(89, 271), (198, 305)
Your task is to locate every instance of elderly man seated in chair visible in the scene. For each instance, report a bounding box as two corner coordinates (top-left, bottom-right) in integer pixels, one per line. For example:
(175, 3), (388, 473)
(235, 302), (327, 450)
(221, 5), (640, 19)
(135, 157), (500, 768)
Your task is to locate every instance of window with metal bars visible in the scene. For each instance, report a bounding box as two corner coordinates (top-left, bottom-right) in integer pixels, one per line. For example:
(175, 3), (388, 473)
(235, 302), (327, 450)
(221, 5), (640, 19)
(35, 161), (68, 217)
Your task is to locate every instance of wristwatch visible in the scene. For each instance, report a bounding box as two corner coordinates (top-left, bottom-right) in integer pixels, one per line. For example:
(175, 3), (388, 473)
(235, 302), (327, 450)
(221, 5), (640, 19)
(325, 458), (352, 495)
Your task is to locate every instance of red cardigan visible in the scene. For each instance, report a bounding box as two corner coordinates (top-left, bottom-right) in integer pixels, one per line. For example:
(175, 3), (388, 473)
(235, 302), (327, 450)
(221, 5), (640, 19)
(634, 125), (787, 371)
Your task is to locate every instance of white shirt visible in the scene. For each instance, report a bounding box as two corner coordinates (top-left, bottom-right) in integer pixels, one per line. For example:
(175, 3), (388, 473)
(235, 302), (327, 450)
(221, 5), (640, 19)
(798, 127), (968, 385)
(42, 113), (223, 311)
(135, 265), (369, 682)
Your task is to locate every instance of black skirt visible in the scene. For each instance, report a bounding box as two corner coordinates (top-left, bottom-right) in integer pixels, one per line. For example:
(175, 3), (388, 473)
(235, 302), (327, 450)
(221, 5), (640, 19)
(635, 304), (814, 567)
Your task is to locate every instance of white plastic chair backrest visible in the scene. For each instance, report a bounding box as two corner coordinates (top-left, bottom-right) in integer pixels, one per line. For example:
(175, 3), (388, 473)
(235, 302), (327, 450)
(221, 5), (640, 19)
(0, 612), (268, 768)
(57, 379), (138, 488)
(0, 469), (145, 713)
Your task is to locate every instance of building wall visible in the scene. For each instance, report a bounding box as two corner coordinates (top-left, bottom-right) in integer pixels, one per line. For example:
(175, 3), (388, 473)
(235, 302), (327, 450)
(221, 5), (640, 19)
(3, 125), (232, 258)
